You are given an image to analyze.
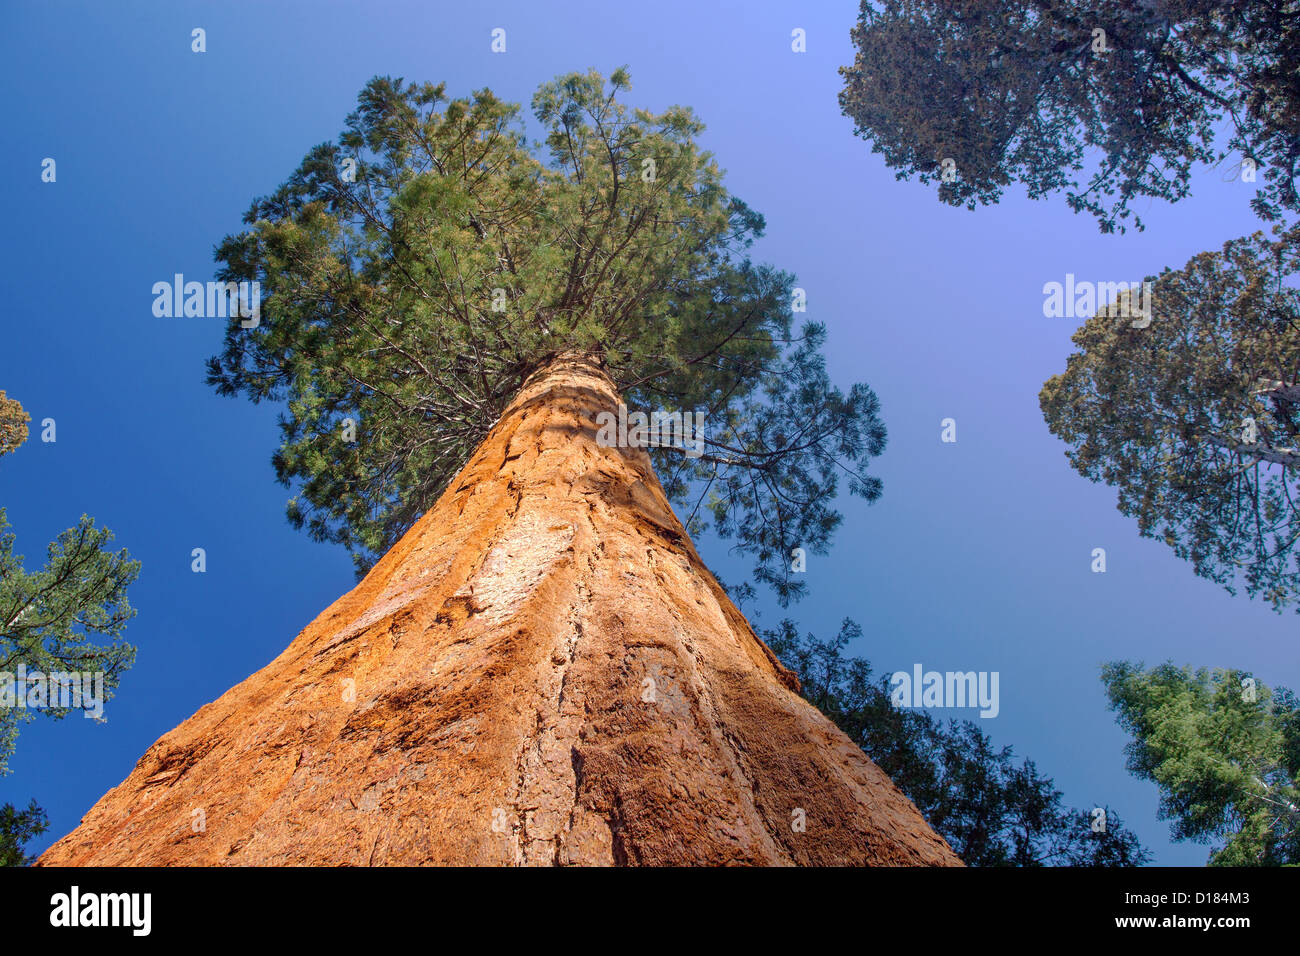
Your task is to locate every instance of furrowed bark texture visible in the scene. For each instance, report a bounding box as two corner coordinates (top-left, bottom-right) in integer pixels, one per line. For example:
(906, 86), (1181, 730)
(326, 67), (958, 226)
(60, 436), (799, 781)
(39, 353), (960, 866)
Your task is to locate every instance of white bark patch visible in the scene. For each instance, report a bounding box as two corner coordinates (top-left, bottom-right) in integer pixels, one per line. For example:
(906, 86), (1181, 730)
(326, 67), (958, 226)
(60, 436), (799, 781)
(459, 508), (576, 626)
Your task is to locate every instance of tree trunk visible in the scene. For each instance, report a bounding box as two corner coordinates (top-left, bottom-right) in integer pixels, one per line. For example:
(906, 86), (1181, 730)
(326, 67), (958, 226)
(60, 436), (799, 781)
(38, 352), (959, 866)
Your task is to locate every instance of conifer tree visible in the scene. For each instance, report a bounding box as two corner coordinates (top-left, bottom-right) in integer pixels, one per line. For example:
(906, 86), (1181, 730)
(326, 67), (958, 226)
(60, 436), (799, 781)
(0, 800), (46, 867)
(1, 393), (139, 771)
(1041, 225), (1300, 611)
(1102, 661), (1300, 865)
(0, 392), (139, 864)
(839, 0), (1300, 231)
(208, 69), (886, 604)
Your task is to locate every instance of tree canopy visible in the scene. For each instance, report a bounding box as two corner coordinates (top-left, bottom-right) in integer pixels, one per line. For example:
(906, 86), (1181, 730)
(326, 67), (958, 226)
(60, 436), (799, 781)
(839, 0), (1300, 231)
(0, 799), (46, 867)
(1041, 224), (1300, 612)
(0, 394), (139, 775)
(767, 618), (1150, 865)
(208, 69), (885, 601)
(0, 509), (139, 772)
(1102, 661), (1300, 865)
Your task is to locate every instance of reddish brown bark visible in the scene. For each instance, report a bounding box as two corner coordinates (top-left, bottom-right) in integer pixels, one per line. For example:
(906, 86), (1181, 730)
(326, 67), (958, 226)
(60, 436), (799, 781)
(39, 353), (960, 866)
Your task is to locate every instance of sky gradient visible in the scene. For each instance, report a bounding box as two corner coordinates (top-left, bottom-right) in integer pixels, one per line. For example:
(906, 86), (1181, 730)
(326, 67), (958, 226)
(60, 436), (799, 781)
(1, 0), (1293, 865)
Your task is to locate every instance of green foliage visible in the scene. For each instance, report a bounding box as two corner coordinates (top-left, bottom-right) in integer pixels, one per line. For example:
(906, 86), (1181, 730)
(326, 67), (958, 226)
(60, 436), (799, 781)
(0, 391), (139, 770)
(0, 508), (139, 774)
(766, 618), (1150, 865)
(840, 0), (1300, 232)
(0, 799), (47, 867)
(1102, 661), (1300, 865)
(209, 70), (885, 599)
(1041, 224), (1300, 612)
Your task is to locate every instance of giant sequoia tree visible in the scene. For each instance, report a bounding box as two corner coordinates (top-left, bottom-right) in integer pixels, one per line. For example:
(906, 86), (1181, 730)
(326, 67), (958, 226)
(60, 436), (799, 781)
(839, 0), (1300, 231)
(209, 69), (884, 604)
(1041, 224), (1300, 611)
(44, 68), (950, 867)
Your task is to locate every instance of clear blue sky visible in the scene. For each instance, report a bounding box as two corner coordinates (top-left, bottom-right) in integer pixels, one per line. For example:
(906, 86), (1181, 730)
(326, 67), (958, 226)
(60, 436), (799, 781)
(1, 0), (1292, 865)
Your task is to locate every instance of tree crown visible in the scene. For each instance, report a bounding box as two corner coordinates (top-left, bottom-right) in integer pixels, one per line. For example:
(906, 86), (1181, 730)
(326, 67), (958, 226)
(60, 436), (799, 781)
(1042, 223), (1300, 611)
(840, 0), (1300, 231)
(1103, 660), (1300, 865)
(209, 69), (886, 599)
